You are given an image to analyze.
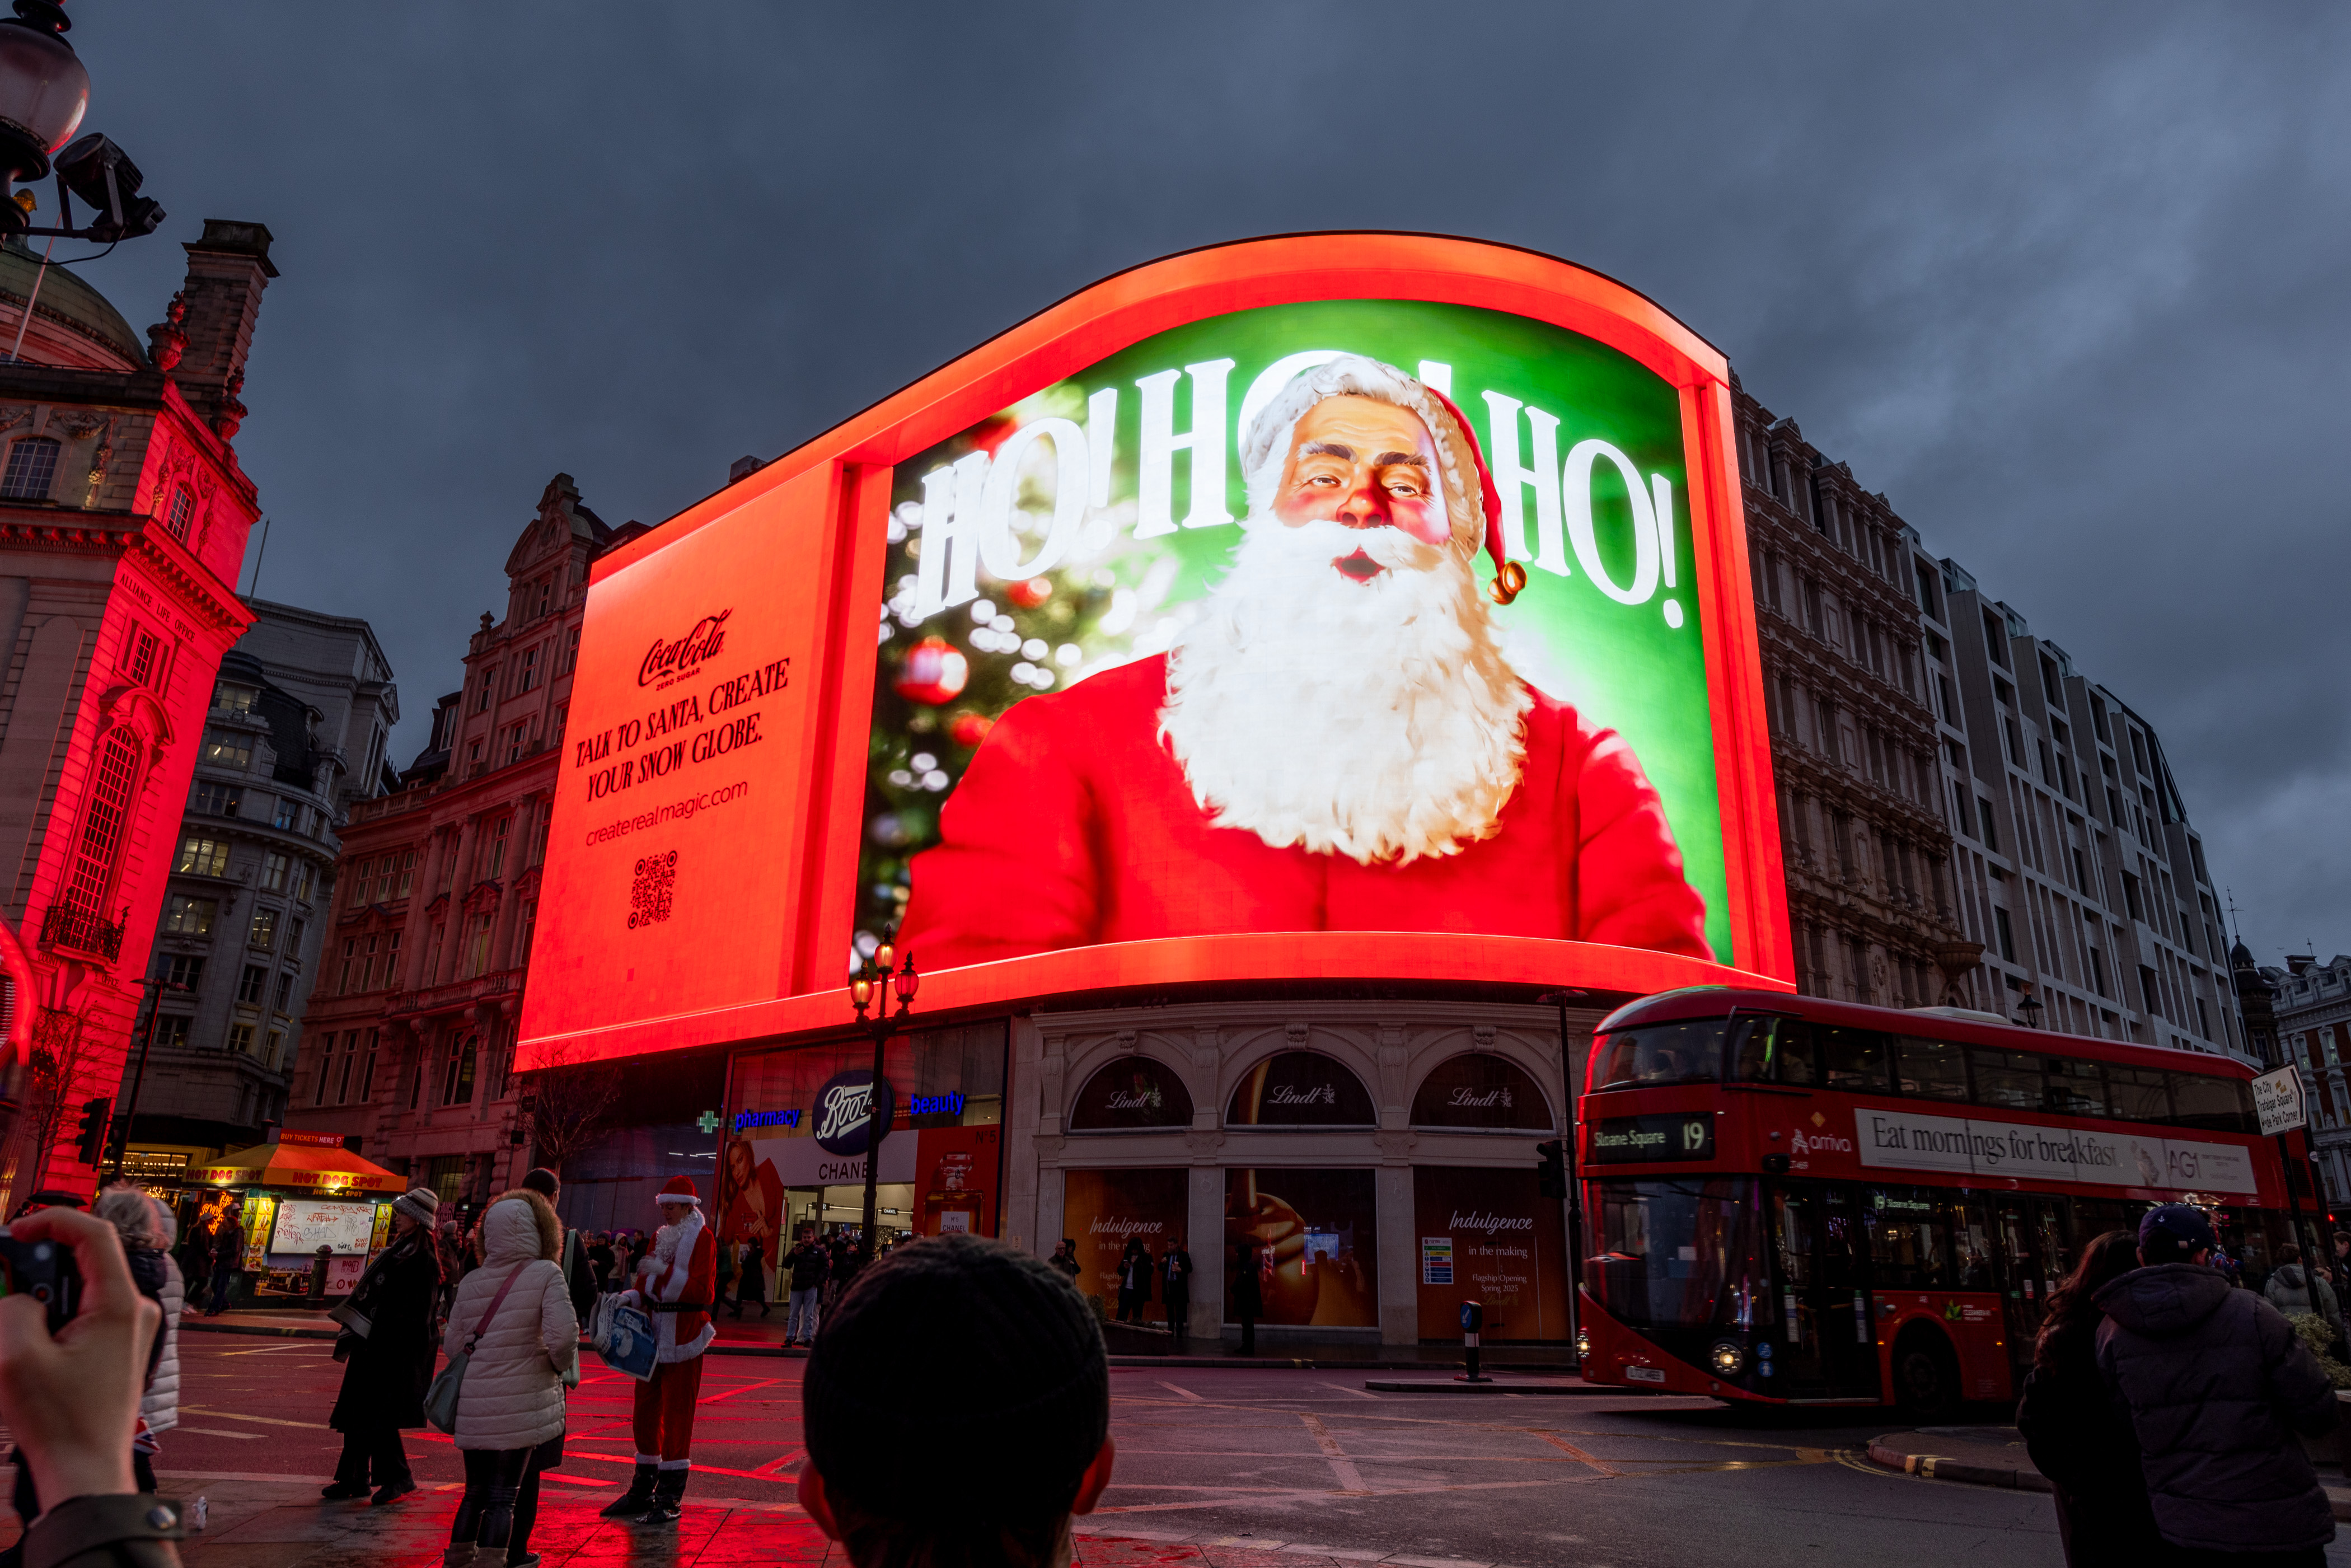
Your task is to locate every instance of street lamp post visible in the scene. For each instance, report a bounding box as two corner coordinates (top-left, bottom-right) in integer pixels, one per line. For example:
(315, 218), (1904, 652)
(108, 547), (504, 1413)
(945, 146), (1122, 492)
(109, 974), (181, 1176)
(0, 2), (165, 245)
(846, 932), (919, 1270)
(2016, 986), (2044, 1030)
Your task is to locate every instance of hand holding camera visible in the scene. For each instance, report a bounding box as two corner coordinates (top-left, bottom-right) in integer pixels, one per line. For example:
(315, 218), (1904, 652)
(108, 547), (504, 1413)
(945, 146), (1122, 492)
(0, 1207), (156, 1507)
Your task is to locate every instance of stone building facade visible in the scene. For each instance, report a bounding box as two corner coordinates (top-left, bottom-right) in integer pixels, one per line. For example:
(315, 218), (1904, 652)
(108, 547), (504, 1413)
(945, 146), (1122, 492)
(1731, 384), (1973, 1010)
(2263, 952), (2351, 1216)
(1917, 559), (2246, 1057)
(119, 600), (395, 1186)
(294, 476), (646, 1210)
(0, 221), (278, 1206)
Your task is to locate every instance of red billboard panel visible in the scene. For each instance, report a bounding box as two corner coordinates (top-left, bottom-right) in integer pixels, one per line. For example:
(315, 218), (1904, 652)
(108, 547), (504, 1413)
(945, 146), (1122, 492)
(522, 235), (1791, 1069)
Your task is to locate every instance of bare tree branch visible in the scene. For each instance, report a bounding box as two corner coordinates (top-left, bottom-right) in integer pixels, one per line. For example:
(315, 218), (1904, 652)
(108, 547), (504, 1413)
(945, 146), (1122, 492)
(516, 1037), (621, 1177)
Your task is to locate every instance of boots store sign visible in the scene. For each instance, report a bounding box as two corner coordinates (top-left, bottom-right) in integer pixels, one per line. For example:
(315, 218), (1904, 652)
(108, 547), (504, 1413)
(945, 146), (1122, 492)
(522, 236), (1790, 1072)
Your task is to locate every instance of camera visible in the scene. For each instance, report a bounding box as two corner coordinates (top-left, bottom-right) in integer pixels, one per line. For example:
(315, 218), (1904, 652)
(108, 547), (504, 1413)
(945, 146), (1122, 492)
(0, 1228), (81, 1332)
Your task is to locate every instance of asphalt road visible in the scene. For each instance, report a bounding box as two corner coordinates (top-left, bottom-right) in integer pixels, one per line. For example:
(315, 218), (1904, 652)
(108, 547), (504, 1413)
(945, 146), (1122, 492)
(151, 1337), (2351, 1568)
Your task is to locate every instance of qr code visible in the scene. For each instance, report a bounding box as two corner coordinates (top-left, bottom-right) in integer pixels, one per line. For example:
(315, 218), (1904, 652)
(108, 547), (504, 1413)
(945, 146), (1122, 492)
(628, 850), (677, 930)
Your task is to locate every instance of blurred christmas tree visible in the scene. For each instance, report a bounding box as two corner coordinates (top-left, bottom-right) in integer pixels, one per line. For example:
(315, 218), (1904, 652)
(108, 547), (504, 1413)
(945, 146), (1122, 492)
(857, 400), (1160, 962)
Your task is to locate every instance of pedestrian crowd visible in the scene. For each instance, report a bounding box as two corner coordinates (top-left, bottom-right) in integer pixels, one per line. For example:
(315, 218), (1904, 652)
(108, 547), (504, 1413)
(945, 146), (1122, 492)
(2020, 1204), (2343, 1567)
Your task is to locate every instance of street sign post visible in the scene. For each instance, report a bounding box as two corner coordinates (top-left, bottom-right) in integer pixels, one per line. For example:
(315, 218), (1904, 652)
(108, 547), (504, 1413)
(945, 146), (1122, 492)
(2254, 1066), (2317, 1254)
(2254, 1066), (2306, 1137)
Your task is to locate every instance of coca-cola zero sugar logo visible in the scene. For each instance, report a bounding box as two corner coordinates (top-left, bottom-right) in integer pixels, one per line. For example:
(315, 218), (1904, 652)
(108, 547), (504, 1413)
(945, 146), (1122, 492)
(640, 609), (732, 689)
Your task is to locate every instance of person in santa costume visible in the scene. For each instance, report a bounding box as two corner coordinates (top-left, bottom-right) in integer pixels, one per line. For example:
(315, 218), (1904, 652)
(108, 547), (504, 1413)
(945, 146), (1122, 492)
(600, 1176), (717, 1525)
(900, 353), (1712, 967)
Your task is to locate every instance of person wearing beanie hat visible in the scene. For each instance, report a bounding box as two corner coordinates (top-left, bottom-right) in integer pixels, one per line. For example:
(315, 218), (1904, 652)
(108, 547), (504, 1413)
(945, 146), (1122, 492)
(799, 1235), (1113, 1568)
(899, 352), (1710, 970)
(601, 1176), (718, 1525)
(323, 1188), (442, 1505)
(2094, 1202), (2339, 1559)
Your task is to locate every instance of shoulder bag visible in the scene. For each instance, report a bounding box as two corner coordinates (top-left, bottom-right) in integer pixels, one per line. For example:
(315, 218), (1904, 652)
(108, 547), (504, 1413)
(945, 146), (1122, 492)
(424, 1263), (528, 1434)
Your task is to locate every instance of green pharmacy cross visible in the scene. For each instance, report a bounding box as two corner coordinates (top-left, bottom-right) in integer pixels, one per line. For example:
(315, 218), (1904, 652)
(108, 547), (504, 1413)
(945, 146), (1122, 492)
(696, 1111), (722, 1135)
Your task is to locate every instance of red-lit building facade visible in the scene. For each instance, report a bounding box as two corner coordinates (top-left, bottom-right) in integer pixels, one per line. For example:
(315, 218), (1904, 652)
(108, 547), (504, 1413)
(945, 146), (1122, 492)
(0, 221), (279, 1206)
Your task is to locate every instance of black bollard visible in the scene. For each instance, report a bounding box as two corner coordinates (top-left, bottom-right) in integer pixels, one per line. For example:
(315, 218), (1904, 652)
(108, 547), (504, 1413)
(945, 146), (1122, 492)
(1457, 1299), (1489, 1383)
(308, 1244), (331, 1304)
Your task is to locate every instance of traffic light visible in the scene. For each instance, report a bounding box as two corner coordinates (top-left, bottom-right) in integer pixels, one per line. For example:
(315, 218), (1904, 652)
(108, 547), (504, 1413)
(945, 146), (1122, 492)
(73, 1098), (111, 1166)
(1535, 1139), (1567, 1200)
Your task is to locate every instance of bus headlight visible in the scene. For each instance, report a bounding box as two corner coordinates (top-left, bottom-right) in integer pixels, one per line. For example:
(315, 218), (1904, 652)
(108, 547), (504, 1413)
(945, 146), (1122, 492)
(1575, 1327), (1593, 1360)
(1708, 1340), (1746, 1376)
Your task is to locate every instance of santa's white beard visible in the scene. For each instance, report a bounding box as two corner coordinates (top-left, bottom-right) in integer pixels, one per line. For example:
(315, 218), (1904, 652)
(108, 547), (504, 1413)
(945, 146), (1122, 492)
(652, 1207), (700, 1270)
(1160, 515), (1532, 865)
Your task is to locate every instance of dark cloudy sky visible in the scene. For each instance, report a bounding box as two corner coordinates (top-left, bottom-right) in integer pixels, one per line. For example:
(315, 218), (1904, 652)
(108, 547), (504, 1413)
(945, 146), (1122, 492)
(64, 3), (2349, 963)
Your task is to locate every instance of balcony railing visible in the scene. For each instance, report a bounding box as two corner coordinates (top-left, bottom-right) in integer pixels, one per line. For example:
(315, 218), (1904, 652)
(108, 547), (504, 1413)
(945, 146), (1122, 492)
(387, 969), (518, 1019)
(40, 902), (124, 961)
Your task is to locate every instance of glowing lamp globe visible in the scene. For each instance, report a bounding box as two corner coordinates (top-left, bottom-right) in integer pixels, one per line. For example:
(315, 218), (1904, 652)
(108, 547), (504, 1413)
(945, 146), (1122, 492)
(0, 0), (87, 184)
(1005, 577), (1052, 609)
(892, 635), (968, 705)
(947, 711), (993, 749)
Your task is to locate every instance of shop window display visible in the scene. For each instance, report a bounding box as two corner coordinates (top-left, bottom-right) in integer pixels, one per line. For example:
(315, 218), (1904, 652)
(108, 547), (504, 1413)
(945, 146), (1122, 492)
(1224, 1167), (1378, 1327)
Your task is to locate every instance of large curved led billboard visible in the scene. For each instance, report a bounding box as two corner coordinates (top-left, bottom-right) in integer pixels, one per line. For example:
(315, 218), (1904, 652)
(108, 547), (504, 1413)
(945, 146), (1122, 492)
(520, 236), (1791, 1068)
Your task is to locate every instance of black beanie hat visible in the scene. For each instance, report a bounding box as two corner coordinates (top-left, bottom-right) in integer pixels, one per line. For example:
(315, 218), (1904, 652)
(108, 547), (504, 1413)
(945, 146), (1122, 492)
(804, 1234), (1108, 1524)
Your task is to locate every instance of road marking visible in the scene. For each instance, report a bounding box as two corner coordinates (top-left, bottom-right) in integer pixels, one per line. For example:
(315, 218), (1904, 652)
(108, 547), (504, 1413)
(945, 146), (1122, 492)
(180, 1407), (330, 1430)
(1533, 1431), (1621, 1477)
(172, 1427), (261, 1440)
(700, 1377), (788, 1403)
(215, 1345), (314, 1356)
(1299, 1413), (1367, 1494)
(1320, 1383), (1379, 1400)
(1157, 1381), (1203, 1401)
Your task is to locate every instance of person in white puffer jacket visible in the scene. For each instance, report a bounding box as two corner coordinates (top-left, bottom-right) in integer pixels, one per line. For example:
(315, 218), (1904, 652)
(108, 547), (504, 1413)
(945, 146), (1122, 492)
(441, 1195), (578, 1566)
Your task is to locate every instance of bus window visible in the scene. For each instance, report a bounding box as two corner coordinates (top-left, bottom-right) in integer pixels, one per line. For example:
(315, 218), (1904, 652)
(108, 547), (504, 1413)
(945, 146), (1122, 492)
(2167, 1073), (2258, 1134)
(1970, 1049), (2045, 1112)
(1893, 1037), (1969, 1101)
(1590, 1021), (1730, 1092)
(1952, 1195), (1997, 1290)
(1732, 1017), (1816, 1086)
(2073, 1197), (2137, 1255)
(1865, 1187), (1953, 1288)
(2045, 1057), (2108, 1117)
(1818, 1028), (1889, 1094)
(2105, 1064), (2170, 1124)
(1584, 1177), (1759, 1332)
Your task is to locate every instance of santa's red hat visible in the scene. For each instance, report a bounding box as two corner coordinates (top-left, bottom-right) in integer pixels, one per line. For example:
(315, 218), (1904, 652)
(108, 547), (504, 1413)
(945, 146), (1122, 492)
(1238, 354), (1528, 607)
(656, 1175), (701, 1207)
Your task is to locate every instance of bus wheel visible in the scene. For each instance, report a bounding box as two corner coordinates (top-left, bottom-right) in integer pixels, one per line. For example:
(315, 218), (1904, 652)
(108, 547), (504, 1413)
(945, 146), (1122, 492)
(1892, 1326), (1959, 1419)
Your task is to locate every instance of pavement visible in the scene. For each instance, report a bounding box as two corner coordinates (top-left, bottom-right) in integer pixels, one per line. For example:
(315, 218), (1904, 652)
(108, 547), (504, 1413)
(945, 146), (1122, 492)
(1863, 1422), (2351, 1521)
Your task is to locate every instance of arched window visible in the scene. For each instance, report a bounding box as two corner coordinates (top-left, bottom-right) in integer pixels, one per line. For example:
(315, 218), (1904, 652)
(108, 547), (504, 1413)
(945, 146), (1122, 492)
(1, 437), (59, 500)
(1226, 1051), (1375, 1128)
(1409, 1054), (1555, 1130)
(64, 728), (141, 916)
(1069, 1055), (1193, 1131)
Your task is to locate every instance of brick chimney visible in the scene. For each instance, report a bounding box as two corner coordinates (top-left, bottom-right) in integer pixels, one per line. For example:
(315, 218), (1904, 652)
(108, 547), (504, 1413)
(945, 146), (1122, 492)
(168, 219), (278, 435)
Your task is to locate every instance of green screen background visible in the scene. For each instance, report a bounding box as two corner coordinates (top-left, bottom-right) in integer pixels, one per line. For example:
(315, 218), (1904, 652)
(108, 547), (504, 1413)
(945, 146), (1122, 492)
(864, 298), (1731, 964)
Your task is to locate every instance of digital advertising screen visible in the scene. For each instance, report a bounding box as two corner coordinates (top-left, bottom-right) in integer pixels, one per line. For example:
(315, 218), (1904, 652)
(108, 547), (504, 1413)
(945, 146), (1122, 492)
(521, 235), (1789, 1069)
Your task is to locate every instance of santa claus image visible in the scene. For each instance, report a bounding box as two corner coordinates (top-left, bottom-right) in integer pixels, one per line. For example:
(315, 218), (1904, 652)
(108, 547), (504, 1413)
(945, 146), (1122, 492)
(602, 1174), (718, 1525)
(898, 354), (1711, 966)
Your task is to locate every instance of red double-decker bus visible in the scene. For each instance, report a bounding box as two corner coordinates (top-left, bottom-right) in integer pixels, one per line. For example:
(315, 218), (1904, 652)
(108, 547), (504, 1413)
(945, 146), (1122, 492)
(1573, 987), (2320, 1414)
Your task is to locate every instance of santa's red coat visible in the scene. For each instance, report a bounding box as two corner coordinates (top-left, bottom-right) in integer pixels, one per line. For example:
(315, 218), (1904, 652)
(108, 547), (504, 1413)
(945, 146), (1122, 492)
(900, 655), (1711, 966)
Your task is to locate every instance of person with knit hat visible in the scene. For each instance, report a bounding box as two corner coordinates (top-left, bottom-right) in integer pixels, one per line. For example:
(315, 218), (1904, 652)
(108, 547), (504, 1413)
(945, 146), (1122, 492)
(798, 1234), (1113, 1568)
(600, 1176), (717, 1525)
(322, 1187), (443, 1505)
(898, 353), (1710, 968)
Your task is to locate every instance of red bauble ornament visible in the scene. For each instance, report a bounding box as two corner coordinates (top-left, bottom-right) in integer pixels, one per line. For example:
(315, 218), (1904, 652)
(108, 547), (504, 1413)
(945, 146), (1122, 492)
(948, 711), (994, 748)
(893, 636), (969, 705)
(1005, 576), (1052, 609)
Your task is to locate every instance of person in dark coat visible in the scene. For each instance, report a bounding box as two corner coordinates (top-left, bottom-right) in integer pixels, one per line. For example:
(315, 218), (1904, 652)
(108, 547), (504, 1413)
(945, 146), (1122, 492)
(324, 1188), (444, 1505)
(2017, 1230), (2161, 1566)
(1231, 1243), (1262, 1356)
(1160, 1240), (1194, 1351)
(736, 1237), (770, 1319)
(204, 1210), (244, 1316)
(2095, 1204), (2339, 1564)
(1116, 1239), (1153, 1324)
